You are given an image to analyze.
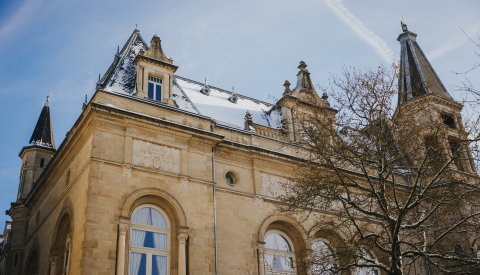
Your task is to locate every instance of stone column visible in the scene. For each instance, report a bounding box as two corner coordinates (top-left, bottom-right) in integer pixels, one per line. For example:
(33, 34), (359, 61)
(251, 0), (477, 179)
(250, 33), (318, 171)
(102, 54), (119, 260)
(117, 220), (129, 275)
(257, 241), (266, 275)
(178, 232), (189, 275)
(49, 255), (58, 275)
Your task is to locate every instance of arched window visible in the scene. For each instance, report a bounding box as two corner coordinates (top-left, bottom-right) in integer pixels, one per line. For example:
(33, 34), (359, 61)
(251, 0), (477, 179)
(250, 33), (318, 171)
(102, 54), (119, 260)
(264, 230), (296, 274)
(311, 239), (336, 274)
(51, 213), (71, 275)
(356, 248), (379, 275)
(130, 205), (170, 275)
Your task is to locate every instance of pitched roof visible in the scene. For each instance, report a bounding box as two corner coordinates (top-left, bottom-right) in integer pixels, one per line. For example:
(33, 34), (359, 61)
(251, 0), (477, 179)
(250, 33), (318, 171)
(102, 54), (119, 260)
(99, 29), (149, 94)
(29, 98), (55, 149)
(99, 30), (282, 130)
(397, 24), (453, 106)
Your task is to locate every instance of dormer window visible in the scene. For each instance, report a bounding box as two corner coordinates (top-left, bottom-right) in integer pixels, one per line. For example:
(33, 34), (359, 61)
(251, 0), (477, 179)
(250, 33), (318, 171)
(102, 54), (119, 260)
(148, 76), (162, 101)
(200, 86), (210, 95)
(228, 93), (238, 103)
(200, 78), (210, 95)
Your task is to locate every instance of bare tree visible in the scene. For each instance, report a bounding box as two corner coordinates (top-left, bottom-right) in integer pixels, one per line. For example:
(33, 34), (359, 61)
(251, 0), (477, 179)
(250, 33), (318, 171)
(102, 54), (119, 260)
(456, 31), (480, 171)
(281, 65), (480, 275)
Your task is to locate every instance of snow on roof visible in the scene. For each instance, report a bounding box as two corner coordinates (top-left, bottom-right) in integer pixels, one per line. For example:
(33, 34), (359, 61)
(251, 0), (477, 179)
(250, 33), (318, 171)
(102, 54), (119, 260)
(174, 77), (281, 129)
(100, 30), (282, 131)
(102, 30), (148, 95)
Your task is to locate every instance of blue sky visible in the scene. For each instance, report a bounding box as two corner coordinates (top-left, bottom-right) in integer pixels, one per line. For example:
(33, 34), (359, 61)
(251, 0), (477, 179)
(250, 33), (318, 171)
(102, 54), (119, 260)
(0, 0), (479, 226)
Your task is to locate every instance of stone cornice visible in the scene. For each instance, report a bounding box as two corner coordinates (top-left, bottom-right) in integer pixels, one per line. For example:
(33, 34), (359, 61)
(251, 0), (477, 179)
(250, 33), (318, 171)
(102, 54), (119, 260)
(134, 54), (178, 72)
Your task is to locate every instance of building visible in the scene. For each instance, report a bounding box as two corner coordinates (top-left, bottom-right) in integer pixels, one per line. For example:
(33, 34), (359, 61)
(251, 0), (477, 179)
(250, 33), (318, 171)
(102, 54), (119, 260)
(0, 24), (478, 275)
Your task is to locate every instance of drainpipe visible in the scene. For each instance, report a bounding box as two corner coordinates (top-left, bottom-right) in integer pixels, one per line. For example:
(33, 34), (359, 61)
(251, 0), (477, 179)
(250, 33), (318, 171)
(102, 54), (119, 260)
(212, 146), (218, 275)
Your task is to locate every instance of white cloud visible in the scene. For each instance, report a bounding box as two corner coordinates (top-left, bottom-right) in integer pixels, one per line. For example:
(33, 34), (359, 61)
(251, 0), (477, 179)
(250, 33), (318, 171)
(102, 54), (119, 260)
(323, 0), (396, 64)
(428, 21), (480, 61)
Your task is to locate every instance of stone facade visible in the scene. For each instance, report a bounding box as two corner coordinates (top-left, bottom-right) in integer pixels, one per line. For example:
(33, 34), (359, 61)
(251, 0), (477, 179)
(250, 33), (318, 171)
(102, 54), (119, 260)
(0, 26), (478, 275)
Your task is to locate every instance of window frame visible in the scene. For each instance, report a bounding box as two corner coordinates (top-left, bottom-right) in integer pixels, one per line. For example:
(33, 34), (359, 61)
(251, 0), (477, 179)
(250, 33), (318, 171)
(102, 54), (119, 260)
(356, 247), (380, 275)
(263, 229), (297, 275)
(147, 76), (163, 102)
(129, 204), (170, 275)
(311, 238), (337, 275)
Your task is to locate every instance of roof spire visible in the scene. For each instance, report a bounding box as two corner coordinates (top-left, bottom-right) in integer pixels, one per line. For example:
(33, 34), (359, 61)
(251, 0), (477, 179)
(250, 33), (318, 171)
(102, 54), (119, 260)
(29, 96), (55, 149)
(82, 94), (88, 110)
(401, 21), (408, 32)
(397, 24), (453, 107)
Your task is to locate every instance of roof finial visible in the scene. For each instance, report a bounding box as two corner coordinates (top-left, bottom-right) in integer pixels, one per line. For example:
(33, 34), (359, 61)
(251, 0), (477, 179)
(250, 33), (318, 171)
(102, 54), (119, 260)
(283, 80), (291, 96)
(298, 60), (307, 71)
(135, 24), (138, 30)
(244, 111), (254, 131)
(82, 94), (88, 110)
(401, 21), (408, 32)
(117, 45), (120, 55)
(45, 95), (50, 107)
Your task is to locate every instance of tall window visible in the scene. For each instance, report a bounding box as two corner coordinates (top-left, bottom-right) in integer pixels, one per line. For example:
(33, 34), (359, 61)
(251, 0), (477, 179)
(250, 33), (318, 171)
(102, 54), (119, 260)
(264, 230), (296, 275)
(148, 76), (162, 101)
(311, 239), (336, 275)
(356, 248), (379, 275)
(130, 205), (169, 275)
(62, 234), (71, 275)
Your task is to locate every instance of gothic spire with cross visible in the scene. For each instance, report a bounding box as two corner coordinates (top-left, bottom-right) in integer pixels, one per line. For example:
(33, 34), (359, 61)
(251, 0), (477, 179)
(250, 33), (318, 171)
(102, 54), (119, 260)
(397, 22), (454, 107)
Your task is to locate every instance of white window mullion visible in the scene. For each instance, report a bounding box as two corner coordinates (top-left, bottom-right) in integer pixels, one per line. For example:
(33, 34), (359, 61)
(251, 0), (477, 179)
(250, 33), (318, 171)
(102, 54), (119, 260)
(146, 254), (152, 275)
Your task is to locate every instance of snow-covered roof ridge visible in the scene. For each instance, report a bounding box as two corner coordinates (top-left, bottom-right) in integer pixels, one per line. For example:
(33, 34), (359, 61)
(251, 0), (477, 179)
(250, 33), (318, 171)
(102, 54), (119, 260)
(174, 75), (275, 109)
(173, 76), (282, 129)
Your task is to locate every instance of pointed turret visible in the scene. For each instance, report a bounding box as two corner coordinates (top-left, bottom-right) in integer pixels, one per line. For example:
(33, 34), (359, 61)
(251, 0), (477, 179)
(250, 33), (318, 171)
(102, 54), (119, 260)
(276, 61), (337, 142)
(17, 97), (56, 200)
(397, 22), (453, 106)
(394, 24), (475, 174)
(28, 97), (55, 149)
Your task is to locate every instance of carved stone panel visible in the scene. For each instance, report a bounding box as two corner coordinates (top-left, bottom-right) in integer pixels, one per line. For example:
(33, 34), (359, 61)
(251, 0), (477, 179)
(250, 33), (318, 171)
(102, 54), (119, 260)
(260, 173), (291, 198)
(132, 139), (180, 174)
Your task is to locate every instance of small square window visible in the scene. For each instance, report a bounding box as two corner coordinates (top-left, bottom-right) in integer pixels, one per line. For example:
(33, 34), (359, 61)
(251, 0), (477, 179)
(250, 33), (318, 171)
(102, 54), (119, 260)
(40, 158), (45, 168)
